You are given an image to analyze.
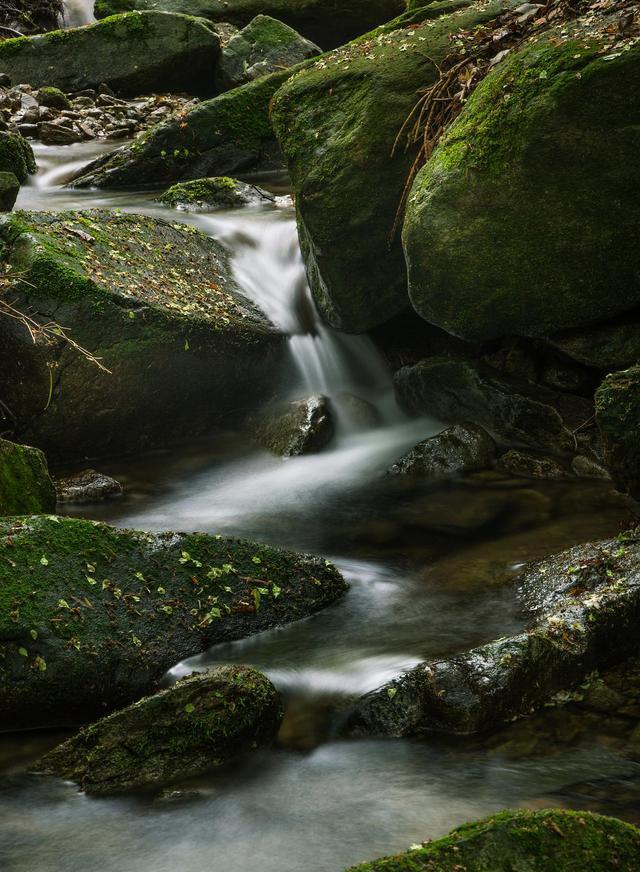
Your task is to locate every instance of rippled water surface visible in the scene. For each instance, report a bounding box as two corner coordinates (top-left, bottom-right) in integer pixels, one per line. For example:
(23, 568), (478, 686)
(1, 141), (638, 872)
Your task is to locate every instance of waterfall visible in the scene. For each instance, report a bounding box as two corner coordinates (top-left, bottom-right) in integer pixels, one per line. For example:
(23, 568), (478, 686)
(62, 0), (95, 27)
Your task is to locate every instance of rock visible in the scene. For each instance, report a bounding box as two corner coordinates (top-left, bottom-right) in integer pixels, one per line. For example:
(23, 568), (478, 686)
(0, 12), (221, 98)
(549, 318), (640, 371)
(271, 1), (514, 332)
(497, 450), (572, 482)
(255, 395), (334, 456)
(0, 170), (19, 210)
(350, 534), (640, 736)
(158, 176), (275, 211)
(394, 357), (580, 454)
(38, 120), (83, 144)
(35, 86), (70, 110)
(0, 439), (56, 515)
(571, 455), (610, 481)
(94, 0), (405, 49)
(216, 15), (321, 91)
(55, 469), (123, 503)
(595, 366), (640, 498)
(389, 423), (495, 478)
(334, 392), (381, 430)
(0, 130), (35, 181)
(0, 210), (284, 461)
(71, 65), (302, 188)
(0, 514), (347, 729)
(403, 23), (640, 342)
(33, 666), (282, 794)
(345, 809), (640, 872)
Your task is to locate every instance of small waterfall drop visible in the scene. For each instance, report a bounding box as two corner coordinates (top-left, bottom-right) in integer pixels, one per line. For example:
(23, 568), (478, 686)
(62, 0), (95, 27)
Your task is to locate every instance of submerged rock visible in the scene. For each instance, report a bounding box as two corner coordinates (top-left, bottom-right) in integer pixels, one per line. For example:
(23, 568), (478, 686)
(351, 533), (640, 735)
(93, 0), (405, 49)
(216, 15), (321, 91)
(497, 450), (572, 482)
(0, 439), (56, 515)
(403, 21), (640, 341)
(271, 1), (511, 332)
(34, 666), (282, 794)
(595, 366), (640, 499)
(394, 357), (582, 455)
(158, 176), (274, 211)
(55, 469), (123, 503)
(71, 66), (301, 188)
(0, 12), (221, 98)
(0, 210), (283, 461)
(0, 130), (36, 182)
(0, 515), (347, 729)
(255, 395), (334, 456)
(346, 809), (640, 871)
(389, 424), (495, 479)
(0, 171), (19, 211)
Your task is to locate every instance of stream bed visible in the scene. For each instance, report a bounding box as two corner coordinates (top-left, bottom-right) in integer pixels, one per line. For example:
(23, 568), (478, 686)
(1, 140), (639, 872)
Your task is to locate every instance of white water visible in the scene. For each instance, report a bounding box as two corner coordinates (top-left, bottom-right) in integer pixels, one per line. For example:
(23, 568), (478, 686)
(62, 0), (95, 27)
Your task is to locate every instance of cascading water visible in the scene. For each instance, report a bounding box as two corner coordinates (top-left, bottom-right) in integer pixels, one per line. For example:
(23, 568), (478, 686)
(61, 0), (95, 27)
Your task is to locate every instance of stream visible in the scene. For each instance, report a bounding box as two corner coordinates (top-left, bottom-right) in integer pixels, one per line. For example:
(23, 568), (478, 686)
(1, 137), (640, 872)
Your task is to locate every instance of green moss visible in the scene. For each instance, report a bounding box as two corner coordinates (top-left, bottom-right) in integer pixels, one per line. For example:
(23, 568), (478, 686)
(36, 85), (71, 109)
(0, 440), (56, 515)
(0, 132), (36, 182)
(347, 809), (640, 871)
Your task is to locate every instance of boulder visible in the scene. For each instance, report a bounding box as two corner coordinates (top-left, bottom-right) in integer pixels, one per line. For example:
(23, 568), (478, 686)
(71, 65), (300, 188)
(389, 424), (494, 478)
(548, 318), (640, 371)
(497, 450), (572, 482)
(351, 534), (640, 736)
(0, 438), (56, 515)
(55, 469), (123, 503)
(345, 809), (640, 872)
(403, 24), (640, 341)
(158, 176), (275, 210)
(0, 12), (221, 98)
(35, 86), (70, 110)
(270, 1), (512, 332)
(0, 130), (36, 182)
(255, 395), (334, 456)
(34, 666), (282, 794)
(0, 515), (347, 729)
(595, 366), (640, 499)
(0, 171), (19, 211)
(216, 15), (321, 91)
(0, 210), (284, 461)
(394, 357), (587, 455)
(94, 0), (406, 49)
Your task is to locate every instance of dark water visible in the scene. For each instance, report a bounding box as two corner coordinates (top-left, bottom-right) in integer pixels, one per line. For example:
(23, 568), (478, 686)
(1, 141), (638, 872)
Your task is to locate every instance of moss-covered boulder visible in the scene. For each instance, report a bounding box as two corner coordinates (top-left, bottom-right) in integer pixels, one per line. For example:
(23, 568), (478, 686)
(0, 12), (221, 98)
(389, 423), (494, 478)
(403, 21), (640, 341)
(0, 131), (36, 183)
(0, 515), (347, 729)
(158, 176), (274, 210)
(34, 666), (282, 794)
(216, 14), (321, 91)
(270, 0), (512, 332)
(0, 439), (56, 515)
(0, 171), (19, 211)
(595, 366), (640, 499)
(548, 318), (640, 372)
(255, 395), (334, 456)
(346, 809), (640, 871)
(351, 534), (640, 736)
(71, 65), (300, 188)
(94, 0), (405, 49)
(35, 86), (70, 110)
(0, 210), (283, 461)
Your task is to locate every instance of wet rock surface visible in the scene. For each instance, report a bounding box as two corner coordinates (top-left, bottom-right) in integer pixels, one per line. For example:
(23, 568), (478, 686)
(0, 515), (347, 729)
(34, 666), (283, 794)
(55, 469), (123, 503)
(255, 395), (334, 456)
(389, 424), (495, 479)
(596, 366), (640, 499)
(158, 176), (275, 210)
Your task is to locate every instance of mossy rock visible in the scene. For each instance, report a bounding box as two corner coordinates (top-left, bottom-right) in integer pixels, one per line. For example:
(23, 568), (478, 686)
(254, 394), (334, 456)
(216, 14), (321, 91)
(270, 0), (513, 331)
(0, 171), (19, 211)
(351, 534), (640, 736)
(346, 809), (640, 871)
(71, 64), (305, 189)
(158, 176), (275, 210)
(403, 20), (640, 341)
(0, 12), (221, 98)
(0, 210), (284, 460)
(595, 365), (640, 499)
(0, 515), (347, 729)
(548, 317), (640, 372)
(36, 86), (70, 109)
(34, 666), (283, 794)
(0, 439), (56, 515)
(0, 131), (36, 183)
(388, 423), (495, 478)
(94, 0), (406, 49)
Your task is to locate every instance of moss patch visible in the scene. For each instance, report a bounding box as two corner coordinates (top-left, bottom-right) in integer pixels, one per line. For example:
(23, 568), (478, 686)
(0, 439), (56, 515)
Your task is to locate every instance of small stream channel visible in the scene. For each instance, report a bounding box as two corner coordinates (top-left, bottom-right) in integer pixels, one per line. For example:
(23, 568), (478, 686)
(1, 138), (639, 872)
